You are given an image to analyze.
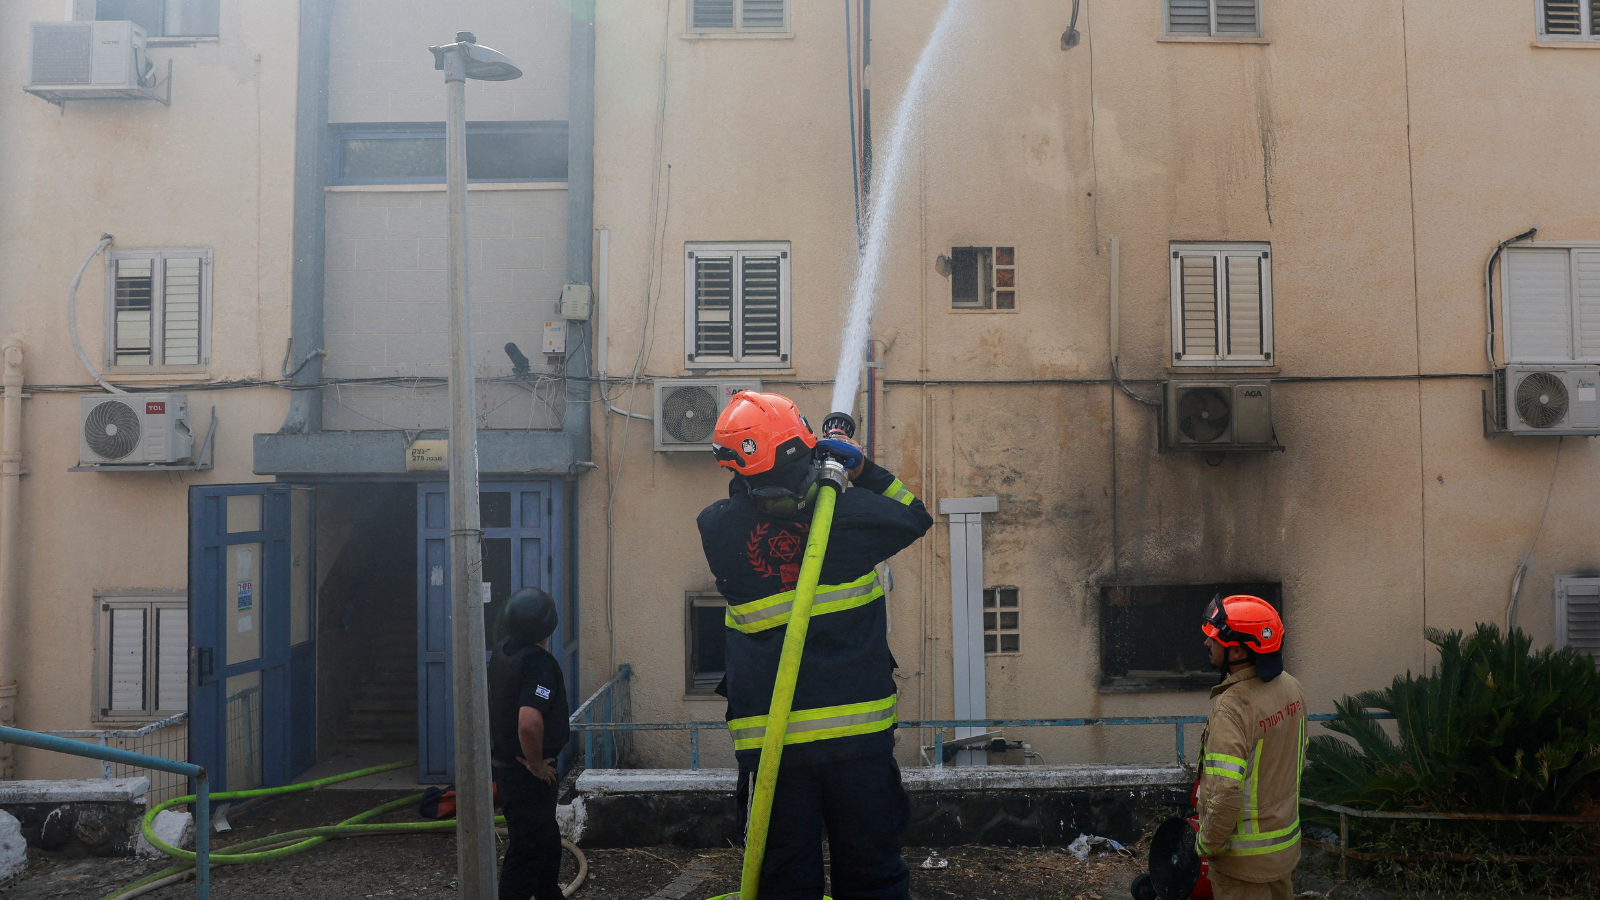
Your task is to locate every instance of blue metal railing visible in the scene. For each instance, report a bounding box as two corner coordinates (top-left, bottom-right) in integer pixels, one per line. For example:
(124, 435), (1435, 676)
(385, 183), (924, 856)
(0, 723), (210, 898)
(570, 664), (632, 769)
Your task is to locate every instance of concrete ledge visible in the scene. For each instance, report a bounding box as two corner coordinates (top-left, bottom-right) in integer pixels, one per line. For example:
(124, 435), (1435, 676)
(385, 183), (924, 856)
(254, 429), (582, 476)
(0, 779), (149, 805)
(0, 779), (152, 858)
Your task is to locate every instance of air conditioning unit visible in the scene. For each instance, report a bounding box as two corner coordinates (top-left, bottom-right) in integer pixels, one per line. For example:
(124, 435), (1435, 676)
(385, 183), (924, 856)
(1161, 381), (1280, 452)
(654, 379), (762, 452)
(26, 21), (159, 103)
(80, 394), (193, 465)
(1490, 365), (1600, 436)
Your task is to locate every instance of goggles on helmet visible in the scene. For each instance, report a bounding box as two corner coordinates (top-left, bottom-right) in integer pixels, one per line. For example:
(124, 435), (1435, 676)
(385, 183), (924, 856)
(1204, 594), (1247, 647)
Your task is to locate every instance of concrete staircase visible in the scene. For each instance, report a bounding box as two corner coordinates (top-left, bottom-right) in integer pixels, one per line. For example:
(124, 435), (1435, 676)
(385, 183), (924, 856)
(342, 616), (417, 743)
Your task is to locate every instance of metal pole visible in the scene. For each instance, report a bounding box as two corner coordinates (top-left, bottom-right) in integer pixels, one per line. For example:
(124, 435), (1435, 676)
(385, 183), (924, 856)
(195, 772), (211, 900)
(443, 47), (497, 899)
(0, 341), (24, 779)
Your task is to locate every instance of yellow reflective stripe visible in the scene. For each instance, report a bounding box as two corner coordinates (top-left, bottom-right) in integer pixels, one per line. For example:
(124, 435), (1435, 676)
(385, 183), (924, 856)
(1202, 752), (1247, 778)
(883, 478), (916, 506)
(1222, 821), (1301, 856)
(1204, 751), (1248, 767)
(1203, 765), (1245, 781)
(728, 694), (898, 750)
(724, 571), (883, 634)
(1247, 739), (1263, 834)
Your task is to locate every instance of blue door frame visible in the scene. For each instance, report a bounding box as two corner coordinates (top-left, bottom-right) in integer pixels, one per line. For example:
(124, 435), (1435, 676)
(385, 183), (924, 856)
(189, 485), (316, 792)
(416, 481), (568, 783)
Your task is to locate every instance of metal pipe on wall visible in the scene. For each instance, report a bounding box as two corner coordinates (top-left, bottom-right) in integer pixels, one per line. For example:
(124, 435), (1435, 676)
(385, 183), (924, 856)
(0, 340), (26, 778)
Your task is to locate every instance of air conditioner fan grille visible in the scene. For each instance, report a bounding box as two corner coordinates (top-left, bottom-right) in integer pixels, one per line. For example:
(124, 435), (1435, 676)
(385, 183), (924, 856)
(1515, 371), (1569, 429)
(1176, 387), (1232, 443)
(662, 386), (719, 444)
(84, 400), (142, 460)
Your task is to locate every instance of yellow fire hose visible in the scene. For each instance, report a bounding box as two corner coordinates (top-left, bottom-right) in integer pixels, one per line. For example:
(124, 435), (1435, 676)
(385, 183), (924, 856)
(707, 475), (841, 900)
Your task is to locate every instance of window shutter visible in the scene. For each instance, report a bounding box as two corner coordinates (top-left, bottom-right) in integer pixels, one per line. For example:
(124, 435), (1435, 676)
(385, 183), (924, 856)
(1505, 249), (1575, 361)
(162, 256), (203, 366)
(1557, 578), (1600, 665)
(1225, 253), (1264, 356)
(1544, 0), (1583, 34)
(108, 607), (147, 712)
(156, 606), (188, 712)
(1574, 250), (1600, 360)
(694, 256), (734, 358)
(1215, 0), (1259, 34)
(741, 0), (786, 29)
(115, 258), (154, 366)
(1167, 0), (1211, 33)
(1180, 254), (1219, 357)
(740, 254), (782, 358)
(693, 0), (735, 29)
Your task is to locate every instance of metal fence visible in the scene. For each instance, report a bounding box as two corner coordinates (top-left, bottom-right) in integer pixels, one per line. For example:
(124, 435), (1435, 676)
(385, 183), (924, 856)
(44, 711), (191, 804)
(223, 685), (262, 792)
(570, 664), (633, 769)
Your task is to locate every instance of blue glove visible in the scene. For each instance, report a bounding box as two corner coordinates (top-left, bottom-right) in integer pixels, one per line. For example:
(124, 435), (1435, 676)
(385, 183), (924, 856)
(815, 439), (865, 471)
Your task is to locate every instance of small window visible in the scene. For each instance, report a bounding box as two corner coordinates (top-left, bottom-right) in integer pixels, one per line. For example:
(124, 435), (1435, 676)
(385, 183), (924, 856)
(106, 249), (211, 369)
(87, 0), (220, 38)
(983, 587), (1021, 654)
(1165, 0), (1261, 37)
(686, 592), (728, 693)
(1555, 576), (1600, 666)
(950, 246), (1017, 311)
(1501, 245), (1600, 363)
(332, 122), (569, 185)
(685, 242), (792, 368)
(1539, 1), (1600, 40)
(1101, 582), (1282, 691)
(95, 593), (188, 721)
(1170, 242), (1273, 366)
(689, 0), (790, 33)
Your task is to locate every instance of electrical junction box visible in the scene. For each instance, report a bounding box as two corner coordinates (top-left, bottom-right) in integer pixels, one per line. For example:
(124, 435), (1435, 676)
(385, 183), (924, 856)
(560, 283), (592, 320)
(542, 321), (567, 356)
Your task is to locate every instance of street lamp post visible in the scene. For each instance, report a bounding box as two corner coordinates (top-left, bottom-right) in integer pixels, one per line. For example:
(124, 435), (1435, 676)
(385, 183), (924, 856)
(427, 32), (522, 899)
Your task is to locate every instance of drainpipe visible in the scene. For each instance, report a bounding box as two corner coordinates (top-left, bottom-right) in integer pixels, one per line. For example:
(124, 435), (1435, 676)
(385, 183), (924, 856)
(566, 1), (596, 691)
(0, 340), (25, 779)
(278, 0), (334, 434)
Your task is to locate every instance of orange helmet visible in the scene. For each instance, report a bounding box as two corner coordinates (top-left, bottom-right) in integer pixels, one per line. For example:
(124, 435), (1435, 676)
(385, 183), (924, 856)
(1202, 594), (1284, 654)
(712, 391), (817, 476)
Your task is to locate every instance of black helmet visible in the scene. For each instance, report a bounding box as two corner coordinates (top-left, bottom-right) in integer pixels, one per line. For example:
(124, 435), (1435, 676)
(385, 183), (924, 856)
(502, 587), (558, 647)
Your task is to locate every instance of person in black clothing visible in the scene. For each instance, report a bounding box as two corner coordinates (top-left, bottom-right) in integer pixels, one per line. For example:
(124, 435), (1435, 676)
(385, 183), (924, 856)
(488, 587), (570, 900)
(698, 392), (933, 900)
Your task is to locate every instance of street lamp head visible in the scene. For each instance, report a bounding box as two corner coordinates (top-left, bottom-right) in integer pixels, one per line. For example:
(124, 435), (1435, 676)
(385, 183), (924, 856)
(428, 36), (523, 82)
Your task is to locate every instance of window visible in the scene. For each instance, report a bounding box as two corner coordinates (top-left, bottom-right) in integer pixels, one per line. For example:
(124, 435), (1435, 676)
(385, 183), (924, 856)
(1539, 1), (1600, 39)
(1101, 582), (1281, 691)
(685, 243), (792, 368)
(686, 592), (728, 694)
(1555, 576), (1600, 666)
(1170, 242), (1272, 366)
(689, 0), (789, 33)
(983, 587), (1020, 654)
(1501, 245), (1600, 363)
(106, 249), (211, 368)
(950, 246), (1017, 311)
(333, 122), (568, 185)
(94, 593), (187, 721)
(1165, 0), (1261, 37)
(82, 0), (220, 38)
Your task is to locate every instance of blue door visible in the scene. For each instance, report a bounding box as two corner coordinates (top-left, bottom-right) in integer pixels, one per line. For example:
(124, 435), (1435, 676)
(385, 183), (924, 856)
(417, 482), (567, 783)
(189, 485), (317, 792)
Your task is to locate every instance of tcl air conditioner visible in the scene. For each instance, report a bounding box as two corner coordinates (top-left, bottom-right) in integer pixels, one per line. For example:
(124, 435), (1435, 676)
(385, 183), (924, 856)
(80, 394), (193, 465)
(1161, 381), (1280, 452)
(26, 21), (159, 103)
(1491, 365), (1600, 436)
(653, 379), (762, 452)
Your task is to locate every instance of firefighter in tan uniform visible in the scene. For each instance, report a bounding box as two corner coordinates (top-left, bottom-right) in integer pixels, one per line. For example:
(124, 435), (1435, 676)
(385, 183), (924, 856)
(1195, 595), (1307, 900)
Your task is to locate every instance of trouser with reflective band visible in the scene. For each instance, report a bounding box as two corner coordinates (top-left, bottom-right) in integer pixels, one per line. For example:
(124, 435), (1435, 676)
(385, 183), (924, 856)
(754, 751), (911, 900)
(729, 694), (898, 751)
(1208, 870), (1294, 900)
(725, 570), (884, 634)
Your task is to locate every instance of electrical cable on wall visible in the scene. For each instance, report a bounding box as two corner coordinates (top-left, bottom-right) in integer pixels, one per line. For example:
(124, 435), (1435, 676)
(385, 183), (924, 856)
(1484, 226), (1538, 367)
(1507, 436), (1563, 631)
(68, 234), (123, 394)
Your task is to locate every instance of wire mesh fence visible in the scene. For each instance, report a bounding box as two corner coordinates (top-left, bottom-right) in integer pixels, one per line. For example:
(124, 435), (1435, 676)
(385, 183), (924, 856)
(223, 685), (262, 792)
(44, 711), (191, 804)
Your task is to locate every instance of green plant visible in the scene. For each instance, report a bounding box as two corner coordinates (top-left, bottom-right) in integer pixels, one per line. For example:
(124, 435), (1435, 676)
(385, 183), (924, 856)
(1306, 624), (1600, 815)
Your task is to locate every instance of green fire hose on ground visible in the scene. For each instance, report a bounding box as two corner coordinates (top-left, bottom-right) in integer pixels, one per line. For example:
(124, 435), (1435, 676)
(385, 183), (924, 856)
(113, 757), (586, 899)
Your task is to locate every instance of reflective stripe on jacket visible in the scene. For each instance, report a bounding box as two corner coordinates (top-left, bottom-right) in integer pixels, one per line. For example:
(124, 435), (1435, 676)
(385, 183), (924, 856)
(728, 694), (899, 750)
(1196, 666), (1308, 882)
(725, 569), (885, 633)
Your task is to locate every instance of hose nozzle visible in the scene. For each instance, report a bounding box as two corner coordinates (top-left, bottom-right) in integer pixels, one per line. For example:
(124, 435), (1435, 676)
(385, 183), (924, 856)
(821, 411), (856, 440)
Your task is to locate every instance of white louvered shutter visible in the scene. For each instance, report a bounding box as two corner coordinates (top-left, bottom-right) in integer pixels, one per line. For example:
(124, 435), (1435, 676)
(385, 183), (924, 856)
(1225, 253), (1264, 356)
(1179, 254), (1219, 357)
(694, 255), (735, 358)
(1573, 250), (1600, 361)
(1557, 577), (1600, 666)
(156, 606), (188, 712)
(1505, 248), (1575, 361)
(740, 253), (782, 359)
(741, 0), (786, 29)
(115, 258), (154, 366)
(693, 0), (735, 29)
(109, 607), (147, 712)
(1167, 0), (1211, 33)
(162, 256), (203, 365)
(1215, 0), (1260, 35)
(1543, 0), (1583, 35)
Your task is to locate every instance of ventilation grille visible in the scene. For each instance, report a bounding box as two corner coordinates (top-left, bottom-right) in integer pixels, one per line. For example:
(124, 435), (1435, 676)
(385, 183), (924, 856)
(1214, 0), (1259, 34)
(693, 0), (736, 29)
(1493, 368), (1509, 430)
(741, 256), (781, 357)
(1545, 0), (1583, 34)
(1515, 371), (1569, 429)
(31, 23), (93, 85)
(742, 0), (786, 28)
(84, 400), (143, 460)
(661, 385), (720, 444)
(1565, 583), (1600, 661)
(1176, 387), (1233, 443)
(1167, 0), (1211, 34)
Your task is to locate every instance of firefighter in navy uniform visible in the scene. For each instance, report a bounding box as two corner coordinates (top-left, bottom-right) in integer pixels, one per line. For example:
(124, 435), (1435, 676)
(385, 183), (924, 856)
(697, 391), (933, 900)
(488, 587), (570, 900)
